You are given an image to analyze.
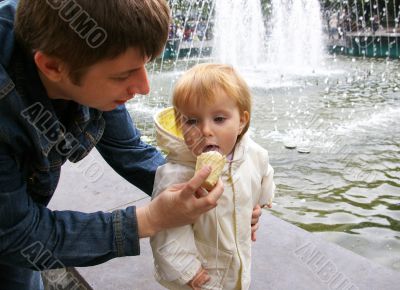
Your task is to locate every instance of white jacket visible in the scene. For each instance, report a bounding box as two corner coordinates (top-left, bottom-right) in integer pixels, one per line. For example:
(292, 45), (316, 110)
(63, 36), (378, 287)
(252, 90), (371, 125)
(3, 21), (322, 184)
(150, 108), (275, 290)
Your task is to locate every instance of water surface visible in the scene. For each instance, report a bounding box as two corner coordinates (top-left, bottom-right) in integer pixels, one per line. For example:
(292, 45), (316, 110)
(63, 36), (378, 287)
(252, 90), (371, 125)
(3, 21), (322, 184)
(128, 55), (400, 272)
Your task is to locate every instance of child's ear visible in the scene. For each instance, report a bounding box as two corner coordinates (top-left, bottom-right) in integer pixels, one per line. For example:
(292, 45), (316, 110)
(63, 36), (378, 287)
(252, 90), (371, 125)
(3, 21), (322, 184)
(239, 111), (250, 135)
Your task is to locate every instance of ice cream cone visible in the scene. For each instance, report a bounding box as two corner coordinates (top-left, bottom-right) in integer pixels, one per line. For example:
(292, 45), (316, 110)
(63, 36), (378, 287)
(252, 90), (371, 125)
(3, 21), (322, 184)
(195, 151), (226, 191)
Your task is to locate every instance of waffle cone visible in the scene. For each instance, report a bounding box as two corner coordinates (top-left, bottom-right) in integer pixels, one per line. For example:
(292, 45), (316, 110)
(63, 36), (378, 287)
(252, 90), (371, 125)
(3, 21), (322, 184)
(195, 151), (226, 191)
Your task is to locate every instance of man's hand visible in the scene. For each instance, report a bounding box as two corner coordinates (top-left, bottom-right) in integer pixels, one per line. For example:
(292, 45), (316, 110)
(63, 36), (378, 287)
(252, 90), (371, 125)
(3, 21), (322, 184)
(251, 204), (262, 242)
(137, 166), (224, 237)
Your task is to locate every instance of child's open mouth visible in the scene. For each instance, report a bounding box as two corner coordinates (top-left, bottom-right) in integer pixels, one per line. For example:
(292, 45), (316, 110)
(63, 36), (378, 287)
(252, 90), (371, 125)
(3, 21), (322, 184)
(203, 145), (220, 153)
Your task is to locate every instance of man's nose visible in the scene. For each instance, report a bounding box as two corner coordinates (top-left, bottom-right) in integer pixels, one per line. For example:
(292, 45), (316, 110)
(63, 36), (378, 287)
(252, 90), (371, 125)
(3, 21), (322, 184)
(128, 67), (150, 95)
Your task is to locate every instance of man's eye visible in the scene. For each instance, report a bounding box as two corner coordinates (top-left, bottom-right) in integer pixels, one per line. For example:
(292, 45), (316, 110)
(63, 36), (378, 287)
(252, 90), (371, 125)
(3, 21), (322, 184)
(112, 75), (129, 81)
(214, 116), (225, 123)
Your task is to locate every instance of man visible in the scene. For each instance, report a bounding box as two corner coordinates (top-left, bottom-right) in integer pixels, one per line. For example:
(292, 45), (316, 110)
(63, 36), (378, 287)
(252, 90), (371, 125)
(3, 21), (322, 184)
(0, 0), (261, 289)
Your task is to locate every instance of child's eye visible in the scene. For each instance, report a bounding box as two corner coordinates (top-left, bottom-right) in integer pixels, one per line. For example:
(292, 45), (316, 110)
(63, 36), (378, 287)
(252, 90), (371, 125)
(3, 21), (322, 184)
(214, 116), (226, 123)
(185, 119), (197, 125)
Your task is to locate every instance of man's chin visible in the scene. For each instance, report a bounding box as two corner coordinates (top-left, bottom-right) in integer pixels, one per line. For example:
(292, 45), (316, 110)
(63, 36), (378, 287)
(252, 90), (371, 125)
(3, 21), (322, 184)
(90, 103), (120, 112)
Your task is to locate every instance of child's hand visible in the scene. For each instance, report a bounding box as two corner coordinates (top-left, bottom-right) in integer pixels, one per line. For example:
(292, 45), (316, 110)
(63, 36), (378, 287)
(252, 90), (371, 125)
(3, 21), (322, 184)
(187, 267), (210, 290)
(251, 204), (262, 241)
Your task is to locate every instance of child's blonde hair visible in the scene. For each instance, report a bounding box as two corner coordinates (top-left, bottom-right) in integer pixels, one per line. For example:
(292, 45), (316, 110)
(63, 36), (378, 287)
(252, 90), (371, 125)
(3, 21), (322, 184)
(172, 63), (252, 140)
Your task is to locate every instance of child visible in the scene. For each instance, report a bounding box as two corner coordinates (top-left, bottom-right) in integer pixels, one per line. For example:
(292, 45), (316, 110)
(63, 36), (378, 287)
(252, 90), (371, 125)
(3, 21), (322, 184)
(150, 63), (275, 290)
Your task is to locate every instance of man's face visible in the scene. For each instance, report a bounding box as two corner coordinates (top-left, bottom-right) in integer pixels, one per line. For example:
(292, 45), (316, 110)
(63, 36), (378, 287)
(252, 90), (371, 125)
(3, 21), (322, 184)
(54, 47), (150, 111)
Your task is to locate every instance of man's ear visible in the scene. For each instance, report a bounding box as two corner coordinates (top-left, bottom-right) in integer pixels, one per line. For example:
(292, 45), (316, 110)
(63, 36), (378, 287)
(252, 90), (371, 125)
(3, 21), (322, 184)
(239, 111), (250, 135)
(33, 51), (66, 82)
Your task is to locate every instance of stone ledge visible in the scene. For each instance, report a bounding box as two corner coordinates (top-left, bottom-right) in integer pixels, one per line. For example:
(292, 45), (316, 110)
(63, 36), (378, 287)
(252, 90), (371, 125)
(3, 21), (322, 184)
(46, 150), (399, 289)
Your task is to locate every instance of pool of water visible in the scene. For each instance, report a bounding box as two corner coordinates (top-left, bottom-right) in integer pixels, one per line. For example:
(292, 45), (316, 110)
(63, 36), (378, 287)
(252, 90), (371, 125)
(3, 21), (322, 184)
(127, 55), (400, 272)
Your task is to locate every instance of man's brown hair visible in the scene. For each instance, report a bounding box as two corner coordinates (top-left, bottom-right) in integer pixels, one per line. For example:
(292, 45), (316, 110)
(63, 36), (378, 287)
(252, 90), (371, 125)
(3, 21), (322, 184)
(15, 0), (170, 84)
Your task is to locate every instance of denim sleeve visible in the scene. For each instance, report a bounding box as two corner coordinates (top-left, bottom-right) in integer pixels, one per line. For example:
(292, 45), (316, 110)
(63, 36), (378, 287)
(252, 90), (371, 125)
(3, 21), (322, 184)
(96, 105), (165, 196)
(0, 146), (140, 270)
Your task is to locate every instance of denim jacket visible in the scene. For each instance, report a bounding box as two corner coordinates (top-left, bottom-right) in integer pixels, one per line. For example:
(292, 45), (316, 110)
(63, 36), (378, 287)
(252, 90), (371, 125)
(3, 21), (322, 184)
(0, 0), (164, 270)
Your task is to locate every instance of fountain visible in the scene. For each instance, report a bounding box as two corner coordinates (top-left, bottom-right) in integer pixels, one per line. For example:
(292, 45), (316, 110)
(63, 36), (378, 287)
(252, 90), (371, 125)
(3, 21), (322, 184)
(267, 0), (324, 72)
(127, 0), (400, 273)
(212, 0), (267, 67)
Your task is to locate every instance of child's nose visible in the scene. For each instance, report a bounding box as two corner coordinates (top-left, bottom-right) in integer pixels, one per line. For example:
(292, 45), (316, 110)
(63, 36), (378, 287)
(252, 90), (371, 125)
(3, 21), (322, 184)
(201, 121), (213, 136)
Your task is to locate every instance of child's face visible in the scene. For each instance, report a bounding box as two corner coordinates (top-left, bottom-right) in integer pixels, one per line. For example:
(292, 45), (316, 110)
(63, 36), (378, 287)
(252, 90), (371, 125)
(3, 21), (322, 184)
(178, 88), (249, 156)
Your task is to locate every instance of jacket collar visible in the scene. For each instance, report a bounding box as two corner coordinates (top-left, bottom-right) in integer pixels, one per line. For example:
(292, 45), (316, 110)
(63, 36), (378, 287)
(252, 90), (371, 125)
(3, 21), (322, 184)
(0, 1), (101, 157)
(0, 64), (15, 100)
(0, 0), (17, 96)
(0, 0), (17, 68)
(11, 44), (65, 157)
(154, 107), (196, 166)
(6, 41), (98, 157)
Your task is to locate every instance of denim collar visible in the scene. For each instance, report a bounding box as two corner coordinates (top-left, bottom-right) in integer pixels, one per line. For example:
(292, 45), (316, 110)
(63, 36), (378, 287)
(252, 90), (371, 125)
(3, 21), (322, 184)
(8, 43), (101, 157)
(9, 45), (62, 156)
(0, 64), (15, 100)
(74, 105), (91, 124)
(0, 0), (17, 98)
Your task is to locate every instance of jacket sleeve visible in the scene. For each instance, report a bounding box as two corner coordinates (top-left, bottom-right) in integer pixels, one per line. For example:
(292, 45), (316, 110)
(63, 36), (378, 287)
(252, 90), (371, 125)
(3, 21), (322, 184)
(259, 151), (276, 207)
(96, 105), (165, 196)
(150, 164), (202, 285)
(0, 145), (140, 270)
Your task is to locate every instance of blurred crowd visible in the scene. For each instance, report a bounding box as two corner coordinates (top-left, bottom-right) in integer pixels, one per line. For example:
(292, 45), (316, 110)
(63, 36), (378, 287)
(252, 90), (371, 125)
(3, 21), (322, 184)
(168, 17), (213, 42)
